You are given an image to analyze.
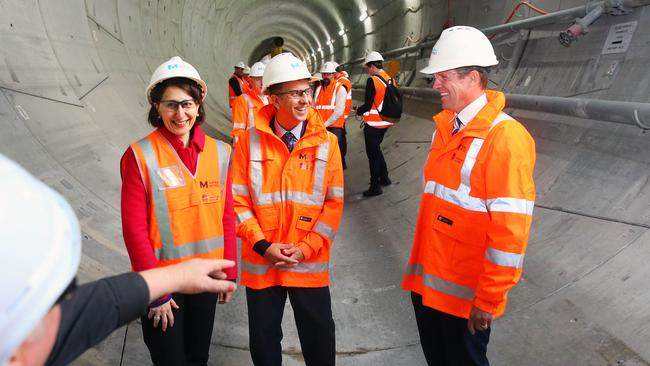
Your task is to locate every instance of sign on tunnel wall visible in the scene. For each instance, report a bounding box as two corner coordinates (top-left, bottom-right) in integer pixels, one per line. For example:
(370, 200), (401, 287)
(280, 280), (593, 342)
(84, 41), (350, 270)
(602, 21), (637, 54)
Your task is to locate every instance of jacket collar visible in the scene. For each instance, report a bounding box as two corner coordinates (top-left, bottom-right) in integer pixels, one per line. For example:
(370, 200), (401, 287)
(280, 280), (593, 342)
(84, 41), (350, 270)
(255, 104), (329, 150)
(433, 90), (505, 144)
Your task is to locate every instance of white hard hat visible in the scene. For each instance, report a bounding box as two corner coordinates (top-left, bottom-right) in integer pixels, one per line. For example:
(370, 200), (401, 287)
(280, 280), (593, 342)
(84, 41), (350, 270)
(262, 53), (312, 92)
(249, 62), (266, 77)
(364, 51), (384, 64)
(420, 26), (498, 74)
(146, 56), (207, 103)
(311, 72), (323, 82)
(243, 66), (251, 74)
(319, 61), (339, 73)
(0, 155), (81, 365)
(234, 61), (246, 69)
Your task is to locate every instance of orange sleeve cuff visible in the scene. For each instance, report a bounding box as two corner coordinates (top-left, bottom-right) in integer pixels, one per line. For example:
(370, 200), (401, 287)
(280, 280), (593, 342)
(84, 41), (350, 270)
(252, 231), (266, 244)
(296, 242), (315, 261)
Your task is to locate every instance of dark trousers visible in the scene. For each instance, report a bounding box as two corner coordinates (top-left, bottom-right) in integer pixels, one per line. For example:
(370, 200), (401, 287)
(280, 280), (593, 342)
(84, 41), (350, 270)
(327, 126), (347, 168)
(363, 125), (389, 185)
(246, 286), (335, 366)
(411, 292), (490, 366)
(141, 293), (218, 366)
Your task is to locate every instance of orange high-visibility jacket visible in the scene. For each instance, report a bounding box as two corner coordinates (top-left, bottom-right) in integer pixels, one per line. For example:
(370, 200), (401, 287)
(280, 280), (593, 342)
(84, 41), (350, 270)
(231, 91), (268, 140)
(402, 90), (536, 319)
(363, 70), (394, 128)
(228, 74), (244, 107)
(336, 72), (353, 121)
(129, 130), (232, 267)
(314, 80), (346, 128)
(232, 105), (345, 289)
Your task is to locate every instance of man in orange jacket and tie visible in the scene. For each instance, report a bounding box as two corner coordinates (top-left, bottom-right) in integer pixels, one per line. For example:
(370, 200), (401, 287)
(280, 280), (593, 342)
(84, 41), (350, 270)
(231, 53), (344, 366)
(402, 26), (536, 366)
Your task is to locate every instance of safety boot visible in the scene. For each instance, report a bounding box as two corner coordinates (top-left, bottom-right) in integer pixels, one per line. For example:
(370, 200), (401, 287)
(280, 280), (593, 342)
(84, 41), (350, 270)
(379, 176), (392, 186)
(363, 184), (383, 197)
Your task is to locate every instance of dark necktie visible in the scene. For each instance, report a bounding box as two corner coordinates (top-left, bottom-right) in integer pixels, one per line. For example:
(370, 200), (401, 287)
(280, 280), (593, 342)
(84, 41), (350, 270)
(282, 131), (297, 152)
(452, 116), (463, 136)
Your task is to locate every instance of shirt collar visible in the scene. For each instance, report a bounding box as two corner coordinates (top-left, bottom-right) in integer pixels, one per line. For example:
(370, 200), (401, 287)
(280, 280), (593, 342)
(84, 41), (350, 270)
(456, 93), (487, 127)
(273, 119), (304, 139)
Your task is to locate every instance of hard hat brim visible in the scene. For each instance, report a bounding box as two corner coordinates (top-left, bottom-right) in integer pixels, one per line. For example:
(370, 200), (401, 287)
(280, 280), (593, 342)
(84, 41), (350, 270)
(146, 77), (207, 104)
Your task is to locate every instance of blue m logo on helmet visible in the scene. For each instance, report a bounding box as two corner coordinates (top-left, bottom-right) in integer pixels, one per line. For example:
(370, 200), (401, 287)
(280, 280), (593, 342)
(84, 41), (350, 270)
(290, 62), (301, 69)
(167, 64), (180, 70)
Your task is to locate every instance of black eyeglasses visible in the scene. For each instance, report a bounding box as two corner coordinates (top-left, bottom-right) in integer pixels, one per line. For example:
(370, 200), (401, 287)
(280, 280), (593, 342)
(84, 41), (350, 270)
(274, 88), (312, 99)
(159, 99), (198, 111)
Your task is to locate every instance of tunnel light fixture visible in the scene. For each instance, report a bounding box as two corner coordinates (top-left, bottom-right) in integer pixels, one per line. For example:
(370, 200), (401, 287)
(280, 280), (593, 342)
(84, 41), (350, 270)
(359, 11), (368, 22)
(338, 29), (345, 36)
(317, 47), (322, 52)
(311, 52), (315, 57)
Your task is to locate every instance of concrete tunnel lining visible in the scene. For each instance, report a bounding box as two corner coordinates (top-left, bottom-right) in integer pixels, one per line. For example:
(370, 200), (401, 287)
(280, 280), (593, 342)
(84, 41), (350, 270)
(1, 0), (650, 365)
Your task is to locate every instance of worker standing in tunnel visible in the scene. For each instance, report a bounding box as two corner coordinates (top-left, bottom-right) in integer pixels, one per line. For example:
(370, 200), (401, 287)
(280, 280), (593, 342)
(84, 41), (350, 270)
(231, 62), (269, 141)
(335, 66), (352, 170)
(231, 53), (344, 366)
(121, 56), (237, 366)
(242, 65), (252, 94)
(402, 26), (536, 366)
(314, 61), (348, 169)
(229, 61), (247, 107)
(355, 51), (394, 197)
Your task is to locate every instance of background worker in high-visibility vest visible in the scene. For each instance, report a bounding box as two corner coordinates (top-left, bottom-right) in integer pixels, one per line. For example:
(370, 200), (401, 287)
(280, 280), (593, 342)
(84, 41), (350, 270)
(355, 51), (394, 197)
(231, 52), (344, 366)
(231, 62), (269, 141)
(402, 26), (536, 366)
(314, 61), (348, 169)
(228, 61), (247, 107)
(0, 154), (236, 366)
(242, 65), (252, 94)
(335, 67), (352, 169)
(121, 56), (237, 366)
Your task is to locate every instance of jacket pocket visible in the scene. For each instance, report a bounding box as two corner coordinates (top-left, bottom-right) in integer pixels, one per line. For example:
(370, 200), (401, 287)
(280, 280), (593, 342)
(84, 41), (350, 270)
(295, 207), (320, 232)
(433, 203), (488, 274)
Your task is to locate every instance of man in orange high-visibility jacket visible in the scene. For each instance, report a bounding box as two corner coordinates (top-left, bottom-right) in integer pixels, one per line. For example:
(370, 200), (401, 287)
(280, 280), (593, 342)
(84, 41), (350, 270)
(402, 26), (536, 366)
(232, 53), (344, 366)
(228, 61), (246, 107)
(315, 61), (348, 169)
(355, 51), (394, 196)
(231, 62), (269, 141)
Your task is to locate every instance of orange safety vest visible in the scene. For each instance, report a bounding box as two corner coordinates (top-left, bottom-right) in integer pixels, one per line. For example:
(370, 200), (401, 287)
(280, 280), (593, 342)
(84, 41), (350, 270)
(363, 70), (394, 129)
(228, 74), (244, 107)
(336, 72), (353, 121)
(231, 91), (268, 140)
(314, 80), (345, 128)
(402, 90), (536, 318)
(232, 105), (345, 289)
(129, 130), (232, 267)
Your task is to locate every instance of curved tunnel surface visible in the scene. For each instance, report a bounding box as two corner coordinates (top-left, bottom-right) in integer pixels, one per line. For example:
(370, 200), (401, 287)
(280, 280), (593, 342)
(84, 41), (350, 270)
(1, 1), (650, 365)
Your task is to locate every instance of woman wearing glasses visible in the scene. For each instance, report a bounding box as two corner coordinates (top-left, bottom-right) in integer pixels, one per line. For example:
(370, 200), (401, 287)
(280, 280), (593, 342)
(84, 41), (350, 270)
(120, 56), (237, 366)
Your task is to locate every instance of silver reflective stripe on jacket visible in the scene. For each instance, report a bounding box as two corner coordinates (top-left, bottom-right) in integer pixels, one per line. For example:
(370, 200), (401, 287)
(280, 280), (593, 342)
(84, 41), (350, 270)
(405, 263), (475, 301)
(485, 247), (524, 268)
(242, 260), (329, 275)
(242, 94), (256, 129)
(215, 140), (230, 192)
